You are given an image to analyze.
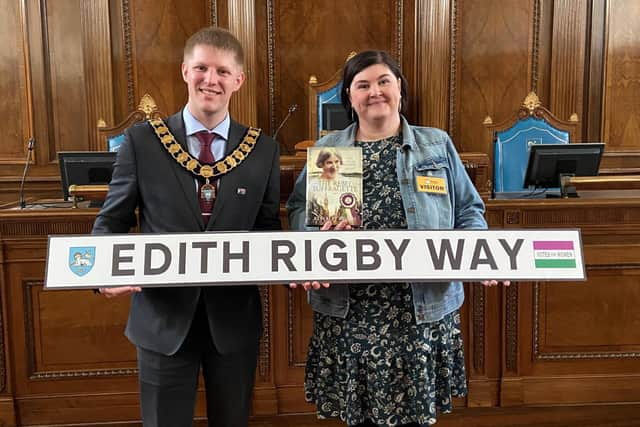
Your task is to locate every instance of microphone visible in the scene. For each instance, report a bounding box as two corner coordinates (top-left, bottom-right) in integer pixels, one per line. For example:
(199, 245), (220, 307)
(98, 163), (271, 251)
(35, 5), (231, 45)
(19, 137), (35, 209)
(273, 104), (298, 140)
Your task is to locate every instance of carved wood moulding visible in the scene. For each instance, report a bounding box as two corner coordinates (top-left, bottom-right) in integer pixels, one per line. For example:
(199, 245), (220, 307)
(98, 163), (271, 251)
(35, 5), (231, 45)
(505, 210), (521, 225)
(530, 0), (541, 93)
(210, 0), (218, 27)
(472, 286), (485, 371)
(449, 0), (458, 137)
(257, 286), (271, 381)
(121, 0), (135, 111)
(505, 285), (519, 371)
(287, 290), (305, 368)
(522, 208), (640, 227)
(1, 220), (94, 237)
(394, 0), (403, 63)
(0, 281), (5, 392)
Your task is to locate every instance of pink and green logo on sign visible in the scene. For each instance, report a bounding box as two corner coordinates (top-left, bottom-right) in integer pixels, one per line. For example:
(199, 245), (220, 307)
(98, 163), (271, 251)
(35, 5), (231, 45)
(533, 241), (576, 268)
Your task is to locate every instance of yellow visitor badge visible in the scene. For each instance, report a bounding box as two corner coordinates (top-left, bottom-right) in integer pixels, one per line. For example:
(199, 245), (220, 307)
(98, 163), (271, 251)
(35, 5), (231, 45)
(416, 176), (447, 194)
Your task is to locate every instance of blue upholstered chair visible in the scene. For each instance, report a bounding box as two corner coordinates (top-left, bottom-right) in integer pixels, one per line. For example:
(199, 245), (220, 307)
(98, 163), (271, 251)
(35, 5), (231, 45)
(306, 52), (355, 141)
(97, 94), (163, 152)
(484, 92), (579, 196)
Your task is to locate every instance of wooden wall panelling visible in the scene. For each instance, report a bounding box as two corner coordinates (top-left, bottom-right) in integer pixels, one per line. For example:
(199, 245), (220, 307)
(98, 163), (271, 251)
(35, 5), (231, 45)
(414, 0), (451, 131)
(43, 0), (90, 155)
(0, 212), (140, 425)
(268, 0), (400, 154)
(0, 0), (36, 207)
(548, 0), (588, 141)
(602, 0), (640, 163)
(598, 0), (640, 174)
(82, 0), (114, 151)
(585, 0), (606, 143)
(454, 0), (534, 155)
(107, 0), (130, 125)
(128, 0), (210, 116)
(487, 197), (640, 407)
(0, 0), (31, 167)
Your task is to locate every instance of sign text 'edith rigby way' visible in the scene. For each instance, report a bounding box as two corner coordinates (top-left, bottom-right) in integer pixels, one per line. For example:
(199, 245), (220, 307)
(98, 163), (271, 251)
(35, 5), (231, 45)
(45, 229), (585, 289)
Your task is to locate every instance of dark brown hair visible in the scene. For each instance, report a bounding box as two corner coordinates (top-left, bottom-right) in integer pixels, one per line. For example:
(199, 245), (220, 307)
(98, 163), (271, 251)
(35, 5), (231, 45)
(340, 50), (409, 120)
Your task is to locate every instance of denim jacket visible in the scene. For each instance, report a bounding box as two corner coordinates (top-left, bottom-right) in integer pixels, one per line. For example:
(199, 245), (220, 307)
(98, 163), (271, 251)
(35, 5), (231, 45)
(286, 116), (487, 324)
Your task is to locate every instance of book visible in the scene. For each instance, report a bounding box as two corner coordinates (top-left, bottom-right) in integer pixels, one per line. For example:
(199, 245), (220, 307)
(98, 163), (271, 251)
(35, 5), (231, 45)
(306, 146), (363, 227)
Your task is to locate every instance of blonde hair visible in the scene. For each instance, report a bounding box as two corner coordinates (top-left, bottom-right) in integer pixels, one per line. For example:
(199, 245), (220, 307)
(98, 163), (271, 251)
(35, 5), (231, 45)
(184, 26), (244, 66)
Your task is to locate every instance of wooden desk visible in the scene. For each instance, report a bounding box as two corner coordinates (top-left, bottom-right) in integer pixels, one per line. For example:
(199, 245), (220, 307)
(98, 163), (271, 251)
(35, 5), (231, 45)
(0, 192), (639, 425)
(485, 192), (640, 407)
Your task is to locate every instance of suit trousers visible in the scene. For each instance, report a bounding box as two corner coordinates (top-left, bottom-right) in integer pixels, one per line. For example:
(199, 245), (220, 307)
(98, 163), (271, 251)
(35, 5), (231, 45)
(137, 297), (259, 427)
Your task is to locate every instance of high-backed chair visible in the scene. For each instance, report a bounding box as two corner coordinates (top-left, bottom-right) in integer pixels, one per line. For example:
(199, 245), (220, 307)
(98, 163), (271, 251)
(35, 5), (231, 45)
(97, 93), (164, 152)
(484, 92), (579, 196)
(305, 52), (356, 143)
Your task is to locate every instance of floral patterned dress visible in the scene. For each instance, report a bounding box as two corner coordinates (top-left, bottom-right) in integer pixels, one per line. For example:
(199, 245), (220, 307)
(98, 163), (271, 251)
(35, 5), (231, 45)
(304, 136), (468, 426)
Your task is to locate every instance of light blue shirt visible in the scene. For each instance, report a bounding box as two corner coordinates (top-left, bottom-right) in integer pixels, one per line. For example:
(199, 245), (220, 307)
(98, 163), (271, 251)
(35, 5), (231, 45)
(182, 107), (230, 190)
(182, 107), (229, 161)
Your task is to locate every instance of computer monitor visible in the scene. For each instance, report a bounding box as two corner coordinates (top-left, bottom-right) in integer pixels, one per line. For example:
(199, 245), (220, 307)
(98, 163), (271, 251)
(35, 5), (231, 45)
(58, 151), (117, 201)
(523, 143), (605, 190)
(322, 103), (351, 132)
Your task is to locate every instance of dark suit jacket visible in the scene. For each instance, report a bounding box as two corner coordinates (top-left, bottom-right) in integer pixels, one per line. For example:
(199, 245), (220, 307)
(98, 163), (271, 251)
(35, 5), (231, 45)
(92, 112), (281, 355)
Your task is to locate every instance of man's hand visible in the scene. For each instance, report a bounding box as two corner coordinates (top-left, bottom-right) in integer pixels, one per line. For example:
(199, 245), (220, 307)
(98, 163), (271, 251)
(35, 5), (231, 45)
(289, 281), (330, 291)
(97, 286), (142, 298)
(481, 280), (511, 287)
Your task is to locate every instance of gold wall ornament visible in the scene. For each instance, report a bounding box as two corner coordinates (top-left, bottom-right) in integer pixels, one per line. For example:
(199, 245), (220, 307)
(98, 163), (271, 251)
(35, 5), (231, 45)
(522, 92), (541, 113)
(569, 113), (579, 122)
(138, 94), (160, 119)
(483, 116), (493, 125)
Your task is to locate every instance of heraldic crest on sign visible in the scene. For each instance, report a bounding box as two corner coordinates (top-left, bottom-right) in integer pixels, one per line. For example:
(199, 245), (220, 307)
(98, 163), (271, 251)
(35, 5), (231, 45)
(68, 247), (95, 277)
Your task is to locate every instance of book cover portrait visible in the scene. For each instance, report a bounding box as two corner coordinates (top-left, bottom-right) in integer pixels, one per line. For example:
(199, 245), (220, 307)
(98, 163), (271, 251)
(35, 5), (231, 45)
(306, 146), (363, 227)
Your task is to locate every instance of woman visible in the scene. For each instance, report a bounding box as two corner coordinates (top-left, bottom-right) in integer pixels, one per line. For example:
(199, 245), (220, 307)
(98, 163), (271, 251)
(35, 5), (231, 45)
(286, 50), (508, 426)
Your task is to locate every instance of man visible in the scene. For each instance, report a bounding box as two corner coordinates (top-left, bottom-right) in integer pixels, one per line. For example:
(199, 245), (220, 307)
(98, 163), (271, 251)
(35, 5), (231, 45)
(92, 26), (280, 427)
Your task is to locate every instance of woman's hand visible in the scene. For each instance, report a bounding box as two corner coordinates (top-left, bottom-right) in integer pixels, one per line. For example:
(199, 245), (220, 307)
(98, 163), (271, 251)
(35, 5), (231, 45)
(289, 220), (350, 290)
(481, 280), (511, 287)
(289, 281), (331, 291)
(97, 286), (142, 298)
(321, 219), (352, 231)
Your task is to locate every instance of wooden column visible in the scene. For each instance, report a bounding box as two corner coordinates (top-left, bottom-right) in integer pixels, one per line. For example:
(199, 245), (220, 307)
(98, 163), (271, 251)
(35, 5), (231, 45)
(228, 0), (258, 126)
(81, 0), (114, 151)
(549, 0), (588, 137)
(414, 0), (451, 131)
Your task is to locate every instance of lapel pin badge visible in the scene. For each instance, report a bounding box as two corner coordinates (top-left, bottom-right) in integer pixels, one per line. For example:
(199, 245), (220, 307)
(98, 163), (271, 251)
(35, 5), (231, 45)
(237, 187), (247, 195)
